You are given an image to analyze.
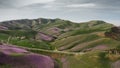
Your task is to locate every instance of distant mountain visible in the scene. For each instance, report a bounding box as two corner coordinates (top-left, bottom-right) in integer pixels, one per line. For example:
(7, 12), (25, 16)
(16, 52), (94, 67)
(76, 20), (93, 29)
(0, 18), (58, 30)
(0, 18), (112, 30)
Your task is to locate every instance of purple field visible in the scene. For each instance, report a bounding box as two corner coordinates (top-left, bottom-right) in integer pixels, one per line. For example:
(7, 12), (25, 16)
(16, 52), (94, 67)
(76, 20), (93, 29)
(0, 44), (55, 68)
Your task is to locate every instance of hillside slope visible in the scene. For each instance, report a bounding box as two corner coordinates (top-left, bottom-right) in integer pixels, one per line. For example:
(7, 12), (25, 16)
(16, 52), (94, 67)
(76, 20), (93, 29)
(0, 19), (114, 51)
(0, 18), (120, 68)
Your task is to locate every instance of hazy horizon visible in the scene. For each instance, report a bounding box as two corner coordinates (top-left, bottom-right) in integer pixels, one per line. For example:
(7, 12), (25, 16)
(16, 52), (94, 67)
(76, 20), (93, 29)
(0, 0), (120, 25)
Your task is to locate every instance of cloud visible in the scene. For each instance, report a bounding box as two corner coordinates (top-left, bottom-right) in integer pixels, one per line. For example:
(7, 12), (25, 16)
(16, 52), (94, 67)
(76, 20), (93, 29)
(0, 0), (56, 8)
(18, 0), (55, 7)
(55, 0), (120, 9)
(28, 0), (55, 3)
(66, 3), (96, 8)
(0, 0), (120, 25)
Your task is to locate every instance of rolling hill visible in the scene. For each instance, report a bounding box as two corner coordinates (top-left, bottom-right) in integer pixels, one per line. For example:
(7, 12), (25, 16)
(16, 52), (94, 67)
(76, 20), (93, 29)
(0, 18), (120, 68)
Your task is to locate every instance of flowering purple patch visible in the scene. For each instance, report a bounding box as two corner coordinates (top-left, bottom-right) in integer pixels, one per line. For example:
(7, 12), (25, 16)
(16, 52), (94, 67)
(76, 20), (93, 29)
(0, 44), (55, 68)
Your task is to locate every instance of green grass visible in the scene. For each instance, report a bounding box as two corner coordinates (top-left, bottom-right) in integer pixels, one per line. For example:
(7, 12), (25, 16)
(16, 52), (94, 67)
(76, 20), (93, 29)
(0, 33), (9, 40)
(60, 51), (111, 68)
(9, 53), (25, 57)
(0, 65), (12, 68)
(67, 38), (120, 52)
(57, 34), (101, 50)
(9, 38), (53, 50)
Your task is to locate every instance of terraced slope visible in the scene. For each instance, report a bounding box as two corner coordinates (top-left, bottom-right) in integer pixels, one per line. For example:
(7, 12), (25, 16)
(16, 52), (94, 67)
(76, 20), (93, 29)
(52, 30), (120, 52)
(0, 19), (114, 51)
(0, 18), (120, 68)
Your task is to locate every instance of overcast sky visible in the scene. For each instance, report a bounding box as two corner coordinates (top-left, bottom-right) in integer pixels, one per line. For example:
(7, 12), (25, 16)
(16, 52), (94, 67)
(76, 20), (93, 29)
(0, 0), (120, 25)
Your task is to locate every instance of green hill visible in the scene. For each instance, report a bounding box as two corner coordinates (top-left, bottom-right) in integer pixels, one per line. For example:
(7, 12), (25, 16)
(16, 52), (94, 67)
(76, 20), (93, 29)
(0, 18), (120, 68)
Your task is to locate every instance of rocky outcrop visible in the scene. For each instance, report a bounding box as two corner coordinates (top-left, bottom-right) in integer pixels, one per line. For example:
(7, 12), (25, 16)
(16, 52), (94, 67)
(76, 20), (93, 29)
(0, 44), (57, 68)
(105, 26), (120, 40)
